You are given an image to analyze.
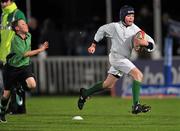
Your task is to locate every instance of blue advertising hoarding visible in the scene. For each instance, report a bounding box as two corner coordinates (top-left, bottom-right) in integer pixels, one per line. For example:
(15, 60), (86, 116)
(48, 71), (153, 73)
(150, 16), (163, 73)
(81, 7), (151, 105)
(115, 58), (180, 97)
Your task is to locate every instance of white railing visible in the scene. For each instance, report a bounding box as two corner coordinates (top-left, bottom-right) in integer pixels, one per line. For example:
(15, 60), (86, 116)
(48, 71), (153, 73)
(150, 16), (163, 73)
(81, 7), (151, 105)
(32, 56), (108, 94)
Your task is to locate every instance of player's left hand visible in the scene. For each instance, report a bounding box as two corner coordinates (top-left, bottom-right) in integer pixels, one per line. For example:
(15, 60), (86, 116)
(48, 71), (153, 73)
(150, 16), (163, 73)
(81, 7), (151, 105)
(135, 42), (156, 53)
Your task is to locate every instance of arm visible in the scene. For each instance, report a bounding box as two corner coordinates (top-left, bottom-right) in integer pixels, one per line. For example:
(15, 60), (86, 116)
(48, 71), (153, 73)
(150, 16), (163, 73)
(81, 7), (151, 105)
(24, 41), (48, 57)
(94, 23), (115, 42)
(145, 34), (156, 52)
(88, 23), (115, 54)
(142, 34), (156, 52)
(88, 42), (96, 54)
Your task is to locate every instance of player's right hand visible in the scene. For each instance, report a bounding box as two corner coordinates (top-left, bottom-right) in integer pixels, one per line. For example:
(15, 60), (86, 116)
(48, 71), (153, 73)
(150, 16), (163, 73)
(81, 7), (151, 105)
(88, 43), (96, 54)
(40, 41), (49, 51)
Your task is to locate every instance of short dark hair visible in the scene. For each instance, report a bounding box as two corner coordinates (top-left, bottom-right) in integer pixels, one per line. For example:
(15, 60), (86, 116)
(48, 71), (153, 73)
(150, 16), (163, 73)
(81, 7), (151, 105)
(11, 19), (21, 32)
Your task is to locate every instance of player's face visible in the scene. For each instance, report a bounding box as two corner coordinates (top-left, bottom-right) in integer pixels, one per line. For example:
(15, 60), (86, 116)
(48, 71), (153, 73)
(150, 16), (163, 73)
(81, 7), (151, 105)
(17, 19), (29, 33)
(124, 14), (134, 26)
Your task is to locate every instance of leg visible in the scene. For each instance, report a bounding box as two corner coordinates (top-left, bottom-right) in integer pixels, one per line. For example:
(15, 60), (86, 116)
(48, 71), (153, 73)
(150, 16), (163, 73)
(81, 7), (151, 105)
(103, 74), (119, 89)
(25, 77), (36, 90)
(9, 82), (26, 114)
(16, 77), (36, 113)
(8, 75), (36, 115)
(16, 76), (36, 97)
(83, 74), (118, 97)
(129, 67), (151, 114)
(14, 66), (36, 115)
(129, 67), (143, 105)
(10, 76), (36, 114)
(78, 74), (118, 110)
(0, 90), (10, 122)
(10, 65), (36, 115)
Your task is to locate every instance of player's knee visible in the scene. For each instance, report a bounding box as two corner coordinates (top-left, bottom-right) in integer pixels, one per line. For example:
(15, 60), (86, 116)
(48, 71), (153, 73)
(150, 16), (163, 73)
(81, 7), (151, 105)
(136, 72), (143, 82)
(103, 81), (108, 88)
(26, 77), (36, 89)
(103, 81), (114, 89)
(27, 82), (36, 89)
(131, 68), (143, 82)
(26, 81), (36, 89)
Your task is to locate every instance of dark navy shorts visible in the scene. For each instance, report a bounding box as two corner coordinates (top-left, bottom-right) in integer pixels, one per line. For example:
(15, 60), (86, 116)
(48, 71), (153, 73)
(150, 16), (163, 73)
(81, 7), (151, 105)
(3, 64), (35, 90)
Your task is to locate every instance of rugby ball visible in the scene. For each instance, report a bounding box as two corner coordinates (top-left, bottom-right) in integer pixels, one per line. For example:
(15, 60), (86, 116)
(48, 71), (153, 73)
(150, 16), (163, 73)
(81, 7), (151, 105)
(133, 30), (155, 52)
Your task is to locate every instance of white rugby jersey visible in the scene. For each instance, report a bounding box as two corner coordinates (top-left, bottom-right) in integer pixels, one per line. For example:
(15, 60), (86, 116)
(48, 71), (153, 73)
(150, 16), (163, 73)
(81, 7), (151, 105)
(94, 21), (155, 58)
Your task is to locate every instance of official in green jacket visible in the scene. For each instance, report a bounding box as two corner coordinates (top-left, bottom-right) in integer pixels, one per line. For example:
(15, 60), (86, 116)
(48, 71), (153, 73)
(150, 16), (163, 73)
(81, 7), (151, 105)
(0, 0), (26, 64)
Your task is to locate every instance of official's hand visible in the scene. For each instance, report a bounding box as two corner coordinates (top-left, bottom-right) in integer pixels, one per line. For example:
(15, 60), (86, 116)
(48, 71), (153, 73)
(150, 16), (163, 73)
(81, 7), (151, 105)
(88, 43), (96, 54)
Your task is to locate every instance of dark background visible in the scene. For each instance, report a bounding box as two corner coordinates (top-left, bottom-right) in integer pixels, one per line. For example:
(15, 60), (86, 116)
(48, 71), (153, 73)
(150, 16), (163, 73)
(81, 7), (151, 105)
(17, 0), (180, 26)
(2, 0), (180, 57)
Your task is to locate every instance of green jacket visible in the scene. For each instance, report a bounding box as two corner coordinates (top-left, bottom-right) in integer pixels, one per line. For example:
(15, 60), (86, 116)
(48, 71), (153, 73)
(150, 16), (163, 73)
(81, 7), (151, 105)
(0, 2), (26, 64)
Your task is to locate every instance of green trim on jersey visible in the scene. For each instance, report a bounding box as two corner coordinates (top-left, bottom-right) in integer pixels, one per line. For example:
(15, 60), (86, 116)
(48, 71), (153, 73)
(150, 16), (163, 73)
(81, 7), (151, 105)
(7, 33), (31, 67)
(0, 2), (27, 64)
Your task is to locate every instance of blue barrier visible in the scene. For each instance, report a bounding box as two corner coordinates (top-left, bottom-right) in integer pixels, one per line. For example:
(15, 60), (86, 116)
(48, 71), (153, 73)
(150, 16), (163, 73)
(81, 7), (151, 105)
(164, 37), (173, 86)
(122, 85), (180, 97)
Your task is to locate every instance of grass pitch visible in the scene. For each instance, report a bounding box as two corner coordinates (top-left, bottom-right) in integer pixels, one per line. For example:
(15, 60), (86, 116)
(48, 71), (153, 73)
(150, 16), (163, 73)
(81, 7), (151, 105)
(1, 96), (180, 131)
